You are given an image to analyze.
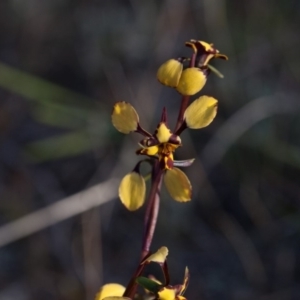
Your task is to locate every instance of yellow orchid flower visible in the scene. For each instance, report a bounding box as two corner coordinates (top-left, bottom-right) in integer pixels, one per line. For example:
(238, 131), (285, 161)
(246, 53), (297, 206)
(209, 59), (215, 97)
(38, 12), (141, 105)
(111, 97), (217, 210)
(137, 265), (190, 300)
(103, 38), (228, 300)
(186, 39), (228, 66)
(136, 120), (182, 170)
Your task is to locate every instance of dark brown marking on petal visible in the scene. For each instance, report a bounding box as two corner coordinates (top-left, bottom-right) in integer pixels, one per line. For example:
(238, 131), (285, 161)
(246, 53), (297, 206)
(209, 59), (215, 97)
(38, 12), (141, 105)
(165, 157), (174, 169)
(168, 134), (182, 145)
(195, 41), (217, 54)
(139, 137), (159, 147)
(198, 66), (209, 76)
(177, 57), (189, 63)
(136, 148), (144, 155)
(146, 138), (159, 147)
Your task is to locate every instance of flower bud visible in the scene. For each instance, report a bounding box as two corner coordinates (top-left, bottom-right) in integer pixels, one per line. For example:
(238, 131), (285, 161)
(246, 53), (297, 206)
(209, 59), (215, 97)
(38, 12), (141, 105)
(176, 67), (207, 96)
(157, 59), (183, 87)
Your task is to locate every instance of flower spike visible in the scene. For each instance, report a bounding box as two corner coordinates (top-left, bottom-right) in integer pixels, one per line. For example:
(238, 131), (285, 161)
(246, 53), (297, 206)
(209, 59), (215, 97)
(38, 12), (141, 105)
(99, 38), (228, 300)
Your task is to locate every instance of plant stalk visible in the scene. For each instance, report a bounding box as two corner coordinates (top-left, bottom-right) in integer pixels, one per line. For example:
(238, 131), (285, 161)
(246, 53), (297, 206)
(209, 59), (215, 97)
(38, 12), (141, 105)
(174, 51), (196, 132)
(123, 160), (163, 298)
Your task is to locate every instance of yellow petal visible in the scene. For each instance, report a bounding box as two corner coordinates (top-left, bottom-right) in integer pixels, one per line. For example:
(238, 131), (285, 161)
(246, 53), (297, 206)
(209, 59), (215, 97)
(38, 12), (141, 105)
(103, 298), (131, 300)
(119, 172), (146, 211)
(185, 41), (197, 53)
(142, 246), (169, 264)
(198, 41), (214, 52)
(164, 168), (192, 202)
(184, 96), (218, 129)
(112, 102), (139, 134)
(157, 59), (183, 87)
(176, 68), (207, 96)
(158, 287), (176, 300)
(95, 283), (126, 300)
(215, 53), (228, 60)
(137, 145), (159, 156)
(156, 123), (173, 143)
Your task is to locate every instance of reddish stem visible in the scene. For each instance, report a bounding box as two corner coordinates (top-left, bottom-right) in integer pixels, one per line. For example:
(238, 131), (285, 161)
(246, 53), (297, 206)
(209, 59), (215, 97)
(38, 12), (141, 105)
(123, 160), (163, 298)
(174, 95), (190, 132)
(174, 52), (196, 132)
(141, 167), (163, 259)
(122, 262), (147, 299)
(124, 46), (198, 300)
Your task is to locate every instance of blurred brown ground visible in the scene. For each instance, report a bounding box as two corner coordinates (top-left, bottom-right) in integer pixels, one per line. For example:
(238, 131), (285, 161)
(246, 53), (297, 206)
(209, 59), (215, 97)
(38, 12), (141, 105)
(0, 0), (300, 299)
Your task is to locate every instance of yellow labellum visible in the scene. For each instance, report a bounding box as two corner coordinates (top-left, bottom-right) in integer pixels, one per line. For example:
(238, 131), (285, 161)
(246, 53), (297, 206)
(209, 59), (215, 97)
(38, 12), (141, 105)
(112, 102), (139, 134)
(157, 59), (183, 87)
(95, 283), (125, 300)
(141, 145), (159, 156)
(158, 287), (176, 300)
(176, 68), (207, 96)
(119, 172), (146, 211)
(184, 96), (218, 129)
(143, 246), (169, 264)
(164, 168), (191, 202)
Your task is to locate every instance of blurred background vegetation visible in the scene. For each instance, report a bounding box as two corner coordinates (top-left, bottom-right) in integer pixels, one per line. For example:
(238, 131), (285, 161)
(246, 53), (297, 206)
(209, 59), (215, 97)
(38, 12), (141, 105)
(0, 0), (300, 299)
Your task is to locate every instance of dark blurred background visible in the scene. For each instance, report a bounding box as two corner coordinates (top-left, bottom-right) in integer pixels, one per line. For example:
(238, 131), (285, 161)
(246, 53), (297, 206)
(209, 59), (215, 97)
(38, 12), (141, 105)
(0, 0), (300, 299)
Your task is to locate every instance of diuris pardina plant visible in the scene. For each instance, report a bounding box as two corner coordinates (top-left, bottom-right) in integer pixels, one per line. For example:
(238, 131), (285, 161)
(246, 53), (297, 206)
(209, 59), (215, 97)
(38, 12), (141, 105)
(95, 40), (228, 300)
